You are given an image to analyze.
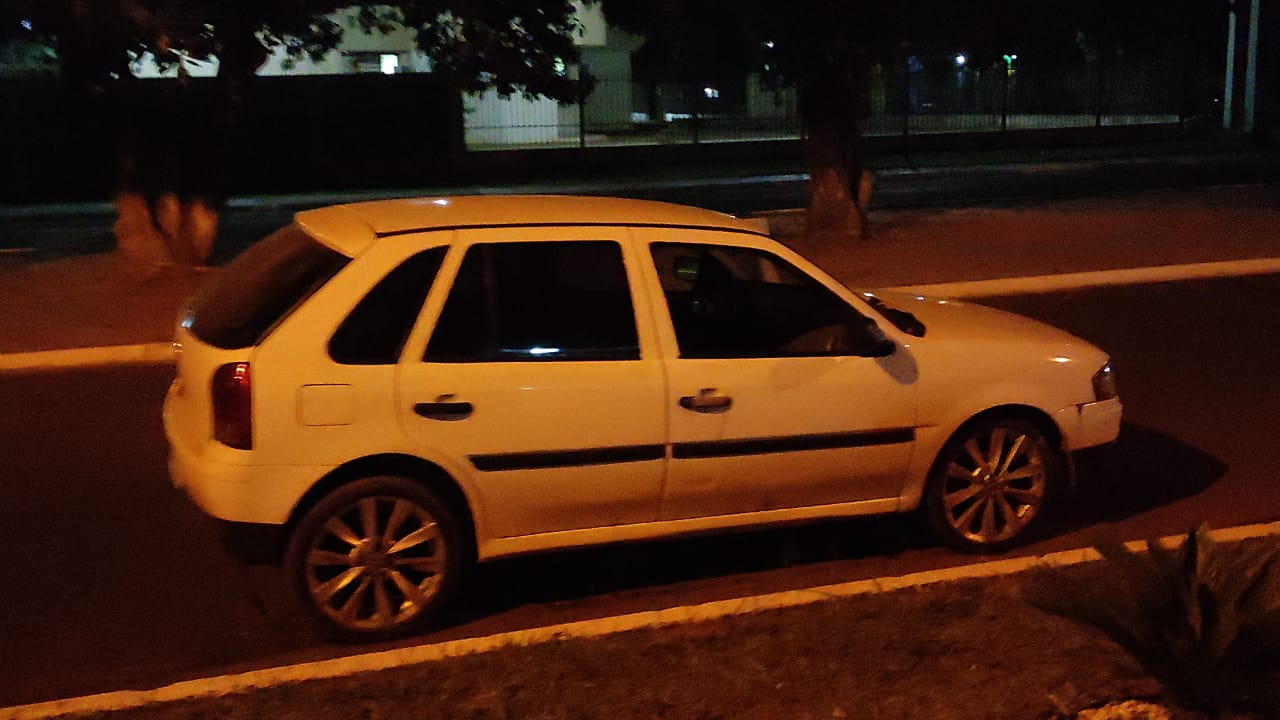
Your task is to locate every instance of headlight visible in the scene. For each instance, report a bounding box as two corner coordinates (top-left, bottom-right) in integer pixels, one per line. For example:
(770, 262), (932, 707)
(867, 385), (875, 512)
(1092, 362), (1118, 401)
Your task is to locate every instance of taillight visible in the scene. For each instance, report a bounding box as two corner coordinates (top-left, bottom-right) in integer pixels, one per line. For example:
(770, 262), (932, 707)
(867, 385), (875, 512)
(212, 362), (252, 450)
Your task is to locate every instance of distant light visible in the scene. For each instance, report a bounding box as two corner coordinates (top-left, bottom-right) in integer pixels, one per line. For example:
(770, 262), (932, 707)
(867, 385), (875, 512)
(431, 198), (449, 206)
(379, 53), (398, 75)
(954, 53), (966, 68)
(1052, 356), (1071, 364)
(20, 19), (33, 31)
(528, 346), (560, 356)
(703, 86), (719, 99)
(764, 41), (775, 49)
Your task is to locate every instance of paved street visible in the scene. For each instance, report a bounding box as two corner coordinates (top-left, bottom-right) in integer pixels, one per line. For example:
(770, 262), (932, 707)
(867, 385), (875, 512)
(2, 274), (1277, 708)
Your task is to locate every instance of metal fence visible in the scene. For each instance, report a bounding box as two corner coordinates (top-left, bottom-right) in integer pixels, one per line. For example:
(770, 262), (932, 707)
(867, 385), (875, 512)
(464, 57), (1200, 150)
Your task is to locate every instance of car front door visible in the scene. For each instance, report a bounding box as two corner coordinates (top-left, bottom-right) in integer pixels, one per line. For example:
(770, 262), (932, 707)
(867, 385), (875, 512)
(397, 229), (667, 539)
(641, 233), (919, 521)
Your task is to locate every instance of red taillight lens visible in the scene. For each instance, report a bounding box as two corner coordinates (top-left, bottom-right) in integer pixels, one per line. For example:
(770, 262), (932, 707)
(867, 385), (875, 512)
(212, 362), (252, 450)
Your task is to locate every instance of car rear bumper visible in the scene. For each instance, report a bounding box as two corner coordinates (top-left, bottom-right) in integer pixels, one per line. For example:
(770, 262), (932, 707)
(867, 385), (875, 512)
(165, 403), (323, 526)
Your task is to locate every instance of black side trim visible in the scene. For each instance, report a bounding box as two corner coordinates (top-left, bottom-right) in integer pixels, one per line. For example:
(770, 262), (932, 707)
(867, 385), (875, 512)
(471, 444), (666, 472)
(377, 222), (771, 240)
(673, 428), (916, 460)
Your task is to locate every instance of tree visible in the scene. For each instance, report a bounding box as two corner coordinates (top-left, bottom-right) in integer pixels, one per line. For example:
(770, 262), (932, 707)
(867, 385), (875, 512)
(600, 0), (905, 241)
(600, 0), (1225, 242)
(0, 0), (588, 273)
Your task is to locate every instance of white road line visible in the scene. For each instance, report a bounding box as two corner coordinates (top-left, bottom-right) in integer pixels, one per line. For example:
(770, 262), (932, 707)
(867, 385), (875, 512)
(0, 343), (173, 372)
(2, 258), (1279, 373)
(5, 521), (1280, 720)
(887, 257), (1280, 298)
(3, 258), (1278, 373)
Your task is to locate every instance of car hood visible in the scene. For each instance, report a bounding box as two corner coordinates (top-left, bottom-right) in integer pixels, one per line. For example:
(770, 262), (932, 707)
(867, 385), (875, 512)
(868, 290), (1104, 361)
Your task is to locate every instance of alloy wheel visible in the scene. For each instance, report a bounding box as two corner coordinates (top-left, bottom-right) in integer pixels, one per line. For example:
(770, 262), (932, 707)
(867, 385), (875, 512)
(938, 424), (1049, 546)
(302, 494), (449, 633)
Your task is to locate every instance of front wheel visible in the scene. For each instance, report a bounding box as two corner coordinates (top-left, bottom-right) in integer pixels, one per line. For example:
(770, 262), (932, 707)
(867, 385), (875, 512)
(923, 417), (1061, 553)
(284, 475), (466, 642)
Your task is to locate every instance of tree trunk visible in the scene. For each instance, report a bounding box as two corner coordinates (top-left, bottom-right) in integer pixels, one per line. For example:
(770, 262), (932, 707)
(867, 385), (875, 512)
(800, 50), (873, 244)
(109, 20), (267, 276)
(113, 192), (219, 278)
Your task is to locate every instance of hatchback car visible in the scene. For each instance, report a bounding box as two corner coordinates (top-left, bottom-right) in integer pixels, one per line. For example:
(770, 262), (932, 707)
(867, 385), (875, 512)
(164, 195), (1121, 641)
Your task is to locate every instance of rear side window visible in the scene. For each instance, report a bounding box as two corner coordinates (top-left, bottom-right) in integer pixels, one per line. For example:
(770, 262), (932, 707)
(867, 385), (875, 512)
(425, 241), (639, 362)
(329, 247), (447, 365)
(188, 224), (349, 349)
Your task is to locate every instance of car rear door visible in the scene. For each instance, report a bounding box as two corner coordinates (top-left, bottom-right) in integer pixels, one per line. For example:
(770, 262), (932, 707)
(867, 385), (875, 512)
(396, 228), (668, 540)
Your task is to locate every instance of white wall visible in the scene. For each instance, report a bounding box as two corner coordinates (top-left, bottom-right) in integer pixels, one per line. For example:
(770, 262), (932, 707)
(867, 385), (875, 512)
(464, 89), (560, 145)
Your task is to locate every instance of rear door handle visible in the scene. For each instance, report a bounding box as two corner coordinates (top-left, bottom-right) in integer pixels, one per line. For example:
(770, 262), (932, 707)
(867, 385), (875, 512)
(679, 389), (732, 413)
(414, 401), (473, 421)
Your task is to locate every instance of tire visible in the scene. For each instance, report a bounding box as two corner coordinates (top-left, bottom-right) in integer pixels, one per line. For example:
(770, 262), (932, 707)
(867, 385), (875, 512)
(284, 475), (466, 643)
(923, 417), (1061, 554)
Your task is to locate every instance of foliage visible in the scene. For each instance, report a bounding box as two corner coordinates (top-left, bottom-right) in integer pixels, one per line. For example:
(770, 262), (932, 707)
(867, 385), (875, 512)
(0, 0), (587, 97)
(1028, 525), (1280, 719)
(351, 2), (585, 102)
(0, 0), (590, 268)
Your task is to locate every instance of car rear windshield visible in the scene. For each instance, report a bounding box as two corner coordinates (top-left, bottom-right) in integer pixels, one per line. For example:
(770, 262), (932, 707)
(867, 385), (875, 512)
(187, 224), (350, 349)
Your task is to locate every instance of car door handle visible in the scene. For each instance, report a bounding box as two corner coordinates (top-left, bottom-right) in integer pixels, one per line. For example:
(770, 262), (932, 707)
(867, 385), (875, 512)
(414, 401), (473, 421)
(679, 389), (732, 413)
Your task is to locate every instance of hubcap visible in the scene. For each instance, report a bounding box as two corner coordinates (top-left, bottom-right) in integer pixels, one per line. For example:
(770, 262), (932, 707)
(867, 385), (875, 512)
(304, 496), (447, 632)
(941, 427), (1047, 545)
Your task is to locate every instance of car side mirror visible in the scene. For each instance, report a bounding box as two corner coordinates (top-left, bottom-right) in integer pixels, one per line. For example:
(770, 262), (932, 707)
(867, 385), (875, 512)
(850, 316), (895, 358)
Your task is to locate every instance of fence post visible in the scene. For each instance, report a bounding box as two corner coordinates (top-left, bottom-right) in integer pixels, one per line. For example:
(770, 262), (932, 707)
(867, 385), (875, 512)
(1094, 60), (1105, 127)
(1001, 67), (1009, 131)
(578, 75), (587, 148)
(902, 57), (911, 138)
(692, 81), (701, 144)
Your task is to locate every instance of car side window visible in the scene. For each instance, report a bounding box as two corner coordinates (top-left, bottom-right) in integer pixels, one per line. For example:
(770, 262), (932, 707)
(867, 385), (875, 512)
(329, 247), (447, 365)
(651, 242), (866, 358)
(424, 241), (640, 362)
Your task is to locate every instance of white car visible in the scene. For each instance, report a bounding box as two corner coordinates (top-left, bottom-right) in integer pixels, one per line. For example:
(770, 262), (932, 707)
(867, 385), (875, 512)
(163, 195), (1121, 641)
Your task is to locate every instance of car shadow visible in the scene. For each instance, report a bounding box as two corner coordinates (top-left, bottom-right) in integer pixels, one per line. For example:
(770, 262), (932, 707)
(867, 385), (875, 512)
(1055, 421), (1226, 529)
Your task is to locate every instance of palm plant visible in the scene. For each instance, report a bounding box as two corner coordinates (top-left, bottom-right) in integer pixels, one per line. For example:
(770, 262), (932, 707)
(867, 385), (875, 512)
(1027, 524), (1280, 719)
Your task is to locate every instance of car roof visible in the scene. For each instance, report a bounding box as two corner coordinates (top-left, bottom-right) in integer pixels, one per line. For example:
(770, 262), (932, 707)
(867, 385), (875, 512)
(293, 194), (770, 257)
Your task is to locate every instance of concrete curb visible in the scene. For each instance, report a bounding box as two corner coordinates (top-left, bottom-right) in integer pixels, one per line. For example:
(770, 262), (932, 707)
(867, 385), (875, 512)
(6, 521), (1279, 720)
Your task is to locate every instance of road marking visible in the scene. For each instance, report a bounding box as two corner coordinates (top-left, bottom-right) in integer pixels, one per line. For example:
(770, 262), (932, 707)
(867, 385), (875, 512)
(0, 343), (173, 372)
(1, 257), (1277, 373)
(887, 257), (1280, 298)
(5, 521), (1280, 720)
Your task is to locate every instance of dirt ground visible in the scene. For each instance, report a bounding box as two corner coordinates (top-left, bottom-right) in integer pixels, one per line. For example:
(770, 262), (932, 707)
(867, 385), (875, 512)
(88, 571), (1177, 720)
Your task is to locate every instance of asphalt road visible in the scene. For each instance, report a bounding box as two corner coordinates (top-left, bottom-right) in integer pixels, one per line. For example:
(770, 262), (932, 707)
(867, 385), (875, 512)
(1, 273), (1277, 708)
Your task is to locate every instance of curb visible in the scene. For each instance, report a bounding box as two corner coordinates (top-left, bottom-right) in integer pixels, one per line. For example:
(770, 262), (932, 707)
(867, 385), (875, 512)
(6, 521), (1280, 720)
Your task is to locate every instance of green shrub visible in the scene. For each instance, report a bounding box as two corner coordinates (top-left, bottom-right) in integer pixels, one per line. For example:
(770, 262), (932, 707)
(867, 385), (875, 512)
(1027, 524), (1280, 719)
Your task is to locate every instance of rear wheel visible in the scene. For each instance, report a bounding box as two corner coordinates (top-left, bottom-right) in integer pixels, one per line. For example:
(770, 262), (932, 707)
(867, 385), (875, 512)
(284, 475), (465, 642)
(924, 417), (1060, 553)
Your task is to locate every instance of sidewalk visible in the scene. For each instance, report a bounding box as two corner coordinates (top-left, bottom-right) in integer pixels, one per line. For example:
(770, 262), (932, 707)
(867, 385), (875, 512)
(2, 181), (1278, 362)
